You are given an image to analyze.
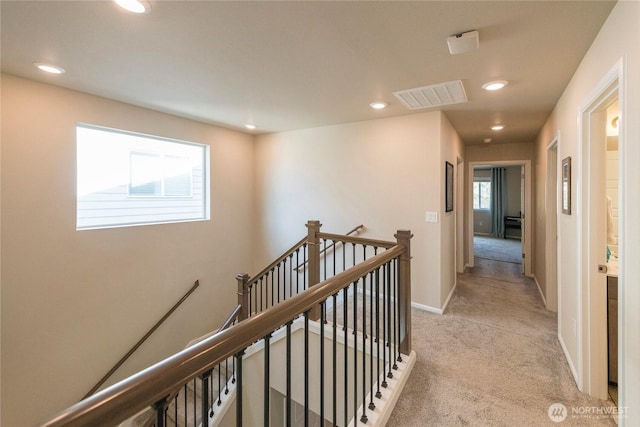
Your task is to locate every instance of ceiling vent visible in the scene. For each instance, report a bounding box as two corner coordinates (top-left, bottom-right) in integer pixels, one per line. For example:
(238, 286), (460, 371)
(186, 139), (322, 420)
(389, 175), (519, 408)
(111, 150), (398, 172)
(393, 80), (468, 110)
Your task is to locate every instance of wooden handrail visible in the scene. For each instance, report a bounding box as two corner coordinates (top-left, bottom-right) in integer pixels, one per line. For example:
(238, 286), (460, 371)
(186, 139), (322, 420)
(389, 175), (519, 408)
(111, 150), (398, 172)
(294, 224), (367, 271)
(39, 246), (405, 427)
(82, 280), (200, 400)
(316, 232), (396, 250)
(249, 236), (307, 285)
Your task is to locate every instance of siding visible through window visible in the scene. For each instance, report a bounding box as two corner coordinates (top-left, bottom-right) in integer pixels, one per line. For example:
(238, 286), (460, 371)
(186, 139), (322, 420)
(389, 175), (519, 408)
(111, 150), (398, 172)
(76, 124), (209, 230)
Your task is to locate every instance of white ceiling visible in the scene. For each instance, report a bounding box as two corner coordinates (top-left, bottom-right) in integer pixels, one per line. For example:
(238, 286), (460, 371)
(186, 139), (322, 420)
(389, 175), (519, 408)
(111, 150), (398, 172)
(0, 1), (616, 144)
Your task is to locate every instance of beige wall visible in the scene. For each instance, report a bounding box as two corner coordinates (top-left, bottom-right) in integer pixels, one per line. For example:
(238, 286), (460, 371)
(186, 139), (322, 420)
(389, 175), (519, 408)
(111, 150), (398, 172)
(0, 75), (255, 426)
(254, 111), (463, 311)
(534, 1), (640, 422)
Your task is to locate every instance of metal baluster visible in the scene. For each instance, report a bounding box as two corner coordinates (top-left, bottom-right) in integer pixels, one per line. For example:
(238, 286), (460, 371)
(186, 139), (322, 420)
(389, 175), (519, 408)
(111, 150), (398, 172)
(375, 267), (382, 399)
(303, 243), (307, 291)
(343, 286), (348, 427)
(386, 260), (393, 382)
(277, 264), (281, 304)
(270, 269), (274, 308)
(152, 397), (168, 427)
(225, 358), (230, 394)
(368, 270), (375, 411)
(248, 284), (253, 318)
(289, 254), (294, 298)
(332, 293), (338, 427)
(218, 363), (222, 405)
(320, 300), (326, 425)
(353, 280), (358, 426)
(352, 243), (356, 267)
(192, 378), (196, 427)
(264, 334), (271, 427)
(201, 371), (211, 427)
(259, 277), (264, 312)
(296, 248), (300, 294)
(236, 350), (245, 427)
(361, 274), (368, 423)
(184, 383), (188, 426)
(322, 238), (327, 281)
(393, 258), (399, 369)
(286, 321), (293, 426)
(304, 311), (310, 427)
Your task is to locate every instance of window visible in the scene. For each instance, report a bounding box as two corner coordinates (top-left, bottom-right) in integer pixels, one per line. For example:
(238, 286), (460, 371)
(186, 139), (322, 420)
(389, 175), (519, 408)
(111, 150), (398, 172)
(76, 124), (209, 230)
(473, 180), (491, 210)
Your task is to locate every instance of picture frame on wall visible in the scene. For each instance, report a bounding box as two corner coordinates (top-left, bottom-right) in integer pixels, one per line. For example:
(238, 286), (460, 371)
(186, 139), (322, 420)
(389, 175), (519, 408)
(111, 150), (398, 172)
(445, 161), (454, 212)
(562, 156), (571, 215)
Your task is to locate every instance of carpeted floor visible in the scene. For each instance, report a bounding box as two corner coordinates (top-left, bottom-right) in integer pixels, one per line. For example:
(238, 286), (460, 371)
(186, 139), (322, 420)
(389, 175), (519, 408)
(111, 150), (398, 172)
(474, 236), (522, 264)
(387, 258), (616, 426)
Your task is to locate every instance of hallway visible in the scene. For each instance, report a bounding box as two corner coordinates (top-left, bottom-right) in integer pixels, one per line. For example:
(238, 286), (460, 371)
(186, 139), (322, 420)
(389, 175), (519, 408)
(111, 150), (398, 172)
(388, 258), (616, 426)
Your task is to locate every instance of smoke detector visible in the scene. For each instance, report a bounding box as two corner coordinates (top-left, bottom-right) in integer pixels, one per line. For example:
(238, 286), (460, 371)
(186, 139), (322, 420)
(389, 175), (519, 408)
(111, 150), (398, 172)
(447, 30), (479, 55)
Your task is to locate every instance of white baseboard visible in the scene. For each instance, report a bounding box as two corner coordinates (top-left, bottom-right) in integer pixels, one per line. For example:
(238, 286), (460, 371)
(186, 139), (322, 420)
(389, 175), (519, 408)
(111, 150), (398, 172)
(411, 301), (442, 315)
(558, 332), (581, 389)
(532, 275), (547, 307)
(410, 279), (458, 315)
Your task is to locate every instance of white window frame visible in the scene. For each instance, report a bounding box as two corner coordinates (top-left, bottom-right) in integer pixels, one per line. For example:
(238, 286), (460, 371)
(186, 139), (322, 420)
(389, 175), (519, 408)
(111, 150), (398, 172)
(473, 179), (491, 211)
(76, 123), (210, 230)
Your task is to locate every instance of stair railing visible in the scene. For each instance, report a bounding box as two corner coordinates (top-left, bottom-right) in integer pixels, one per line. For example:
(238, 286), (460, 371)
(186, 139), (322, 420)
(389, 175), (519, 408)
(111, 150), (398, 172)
(38, 221), (413, 427)
(82, 280), (201, 399)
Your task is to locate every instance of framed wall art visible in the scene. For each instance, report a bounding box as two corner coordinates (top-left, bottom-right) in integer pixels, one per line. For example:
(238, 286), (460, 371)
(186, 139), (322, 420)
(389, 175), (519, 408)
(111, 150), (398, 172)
(445, 161), (454, 213)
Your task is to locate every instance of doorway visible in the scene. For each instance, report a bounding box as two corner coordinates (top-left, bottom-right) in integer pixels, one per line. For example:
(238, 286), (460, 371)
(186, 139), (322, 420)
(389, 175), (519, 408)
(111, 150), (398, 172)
(466, 160), (532, 277)
(579, 64), (622, 404)
(546, 138), (559, 312)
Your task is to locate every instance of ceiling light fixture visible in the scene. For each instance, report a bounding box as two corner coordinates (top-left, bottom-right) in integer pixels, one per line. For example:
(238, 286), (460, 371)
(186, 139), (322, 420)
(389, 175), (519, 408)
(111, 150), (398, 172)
(491, 125), (505, 131)
(114, 0), (151, 14)
(483, 138), (492, 143)
(482, 80), (508, 91)
(370, 102), (387, 110)
(245, 124), (256, 130)
(33, 62), (65, 74)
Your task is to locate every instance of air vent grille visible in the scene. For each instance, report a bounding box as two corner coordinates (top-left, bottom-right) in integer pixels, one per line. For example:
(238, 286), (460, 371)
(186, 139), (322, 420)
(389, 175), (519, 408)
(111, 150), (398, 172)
(393, 80), (468, 110)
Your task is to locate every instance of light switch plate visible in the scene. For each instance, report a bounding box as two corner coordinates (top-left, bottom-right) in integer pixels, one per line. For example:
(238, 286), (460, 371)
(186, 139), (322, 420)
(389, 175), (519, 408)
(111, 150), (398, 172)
(426, 211), (438, 223)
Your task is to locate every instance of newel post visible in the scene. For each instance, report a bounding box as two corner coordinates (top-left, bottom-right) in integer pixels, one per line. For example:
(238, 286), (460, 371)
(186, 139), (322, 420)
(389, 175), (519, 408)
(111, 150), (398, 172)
(236, 273), (250, 321)
(395, 229), (413, 355)
(306, 220), (322, 320)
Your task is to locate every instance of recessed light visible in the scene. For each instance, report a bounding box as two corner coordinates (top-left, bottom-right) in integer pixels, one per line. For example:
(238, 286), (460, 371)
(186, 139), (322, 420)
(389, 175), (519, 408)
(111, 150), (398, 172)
(482, 80), (508, 91)
(491, 125), (505, 131)
(245, 124), (256, 130)
(370, 102), (387, 110)
(33, 62), (65, 74)
(114, 0), (151, 14)
(483, 138), (492, 143)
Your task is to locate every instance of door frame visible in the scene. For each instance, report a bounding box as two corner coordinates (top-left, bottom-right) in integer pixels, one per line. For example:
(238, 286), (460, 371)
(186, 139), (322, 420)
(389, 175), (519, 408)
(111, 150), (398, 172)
(546, 136), (559, 312)
(578, 59), (624, 400)
(466, 159), (532, 277)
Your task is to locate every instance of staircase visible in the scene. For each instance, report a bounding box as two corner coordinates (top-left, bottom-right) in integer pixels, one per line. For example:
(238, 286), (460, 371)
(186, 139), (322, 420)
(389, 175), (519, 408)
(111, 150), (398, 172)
(39, 221), (414, 427)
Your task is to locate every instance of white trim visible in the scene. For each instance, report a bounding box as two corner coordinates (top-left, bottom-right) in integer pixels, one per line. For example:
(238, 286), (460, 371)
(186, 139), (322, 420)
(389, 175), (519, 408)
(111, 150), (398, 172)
(532, 275), (547, 307)
(411, 301), (443, 315)
(577, 58), (623, 399)
(467, 160), (533, 277)
(347, 351), (417, 427)
(559, 332), (580, 387)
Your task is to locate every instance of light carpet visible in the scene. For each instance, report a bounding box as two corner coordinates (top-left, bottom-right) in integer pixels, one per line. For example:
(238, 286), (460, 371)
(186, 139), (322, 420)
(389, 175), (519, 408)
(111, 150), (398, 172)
(474, 236), (522, 264)
(387, 258), (615, 426)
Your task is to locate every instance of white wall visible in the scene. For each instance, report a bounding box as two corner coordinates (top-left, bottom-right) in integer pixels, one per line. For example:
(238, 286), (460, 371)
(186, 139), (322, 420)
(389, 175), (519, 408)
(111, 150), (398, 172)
(534, 1), (640, 423)
(254, 111), (463, 312)
(0, 75), (255, 427)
